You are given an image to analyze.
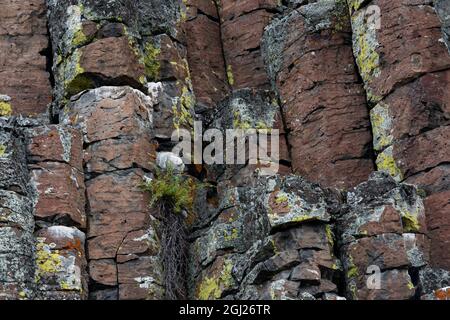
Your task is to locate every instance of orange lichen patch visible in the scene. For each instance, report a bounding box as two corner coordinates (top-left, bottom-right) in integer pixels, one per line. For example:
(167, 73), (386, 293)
(435, 287), (450, 300)
(65, 239), (83, 253)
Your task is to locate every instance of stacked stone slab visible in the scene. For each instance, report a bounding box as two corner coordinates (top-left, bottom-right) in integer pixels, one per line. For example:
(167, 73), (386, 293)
(338, 172), (430, 300)
(204, 88), (291, 184)
(60, 86), (162, 300)
(184, 0), (230, 110)
(0, 119), (35, 299)
(0, 0), (52, 116)
(189, 174), (344, 300)
(262, 0), (375, 189)
(219, 0), (281, 90)
(27, 123), (88, 299)
(348, 0), (450, 270)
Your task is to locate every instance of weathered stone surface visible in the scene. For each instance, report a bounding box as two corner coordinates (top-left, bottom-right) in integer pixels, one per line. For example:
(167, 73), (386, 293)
(436, 0), (450, 52)
(339, 172), (430, 300)
(61, 86), (154, 145)
(0, 121), (29, 193)
(262, 0), (374, 189)
(0, 0), (52, 116)
(185, 1), (229, 109)
(89, 259), (117, 286)
(30, 162), (86, 228)
(86, 169), (149, 238)
(220, 0), (279, 89)
(118, 256), (163, 300)
(27, 125), (83, 171)
(350, 0), (450, 104)
(35, 226), (88, 300)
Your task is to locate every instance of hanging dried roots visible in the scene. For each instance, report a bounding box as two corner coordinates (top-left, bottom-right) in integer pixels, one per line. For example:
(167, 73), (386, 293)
(158, 201), (189, 300)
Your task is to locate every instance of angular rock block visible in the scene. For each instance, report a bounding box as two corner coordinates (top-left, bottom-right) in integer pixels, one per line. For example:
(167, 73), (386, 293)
(34, 226), (88, 300)
(190, 174), (343, 300)
(262, 0), (374, 189)
(338, 172), (430, 300)
(184, 0), (229, 109)
(206, 89), (291, 183)
(220, 0), (279, 89)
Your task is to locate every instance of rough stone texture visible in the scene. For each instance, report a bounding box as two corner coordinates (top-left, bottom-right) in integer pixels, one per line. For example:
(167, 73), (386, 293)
(0, 0), (52, 116)
(61, 86), (162, 300)
(0, 119), (35, 300)
(348, 0), (450, 271)
(338, 172), (429, 300)
(205, 88), (291, 183)
(34, 226), (88, 300)
(1, 0), (450, 302)
(189, 174), (343, 300)
(262, 0), (375, 189)
(184, 0), (229, 110)
(220, 0), (280, 90)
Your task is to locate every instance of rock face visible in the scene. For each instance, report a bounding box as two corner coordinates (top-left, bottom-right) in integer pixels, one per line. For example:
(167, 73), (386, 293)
(347, 0), (450, 270)
(262, 0), (375, 189)
(0, 0), (52, 116)
(0, 0), (449, 301)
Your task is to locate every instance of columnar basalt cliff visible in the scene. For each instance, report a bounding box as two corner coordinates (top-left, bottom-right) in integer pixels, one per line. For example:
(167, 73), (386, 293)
(0, 0), (449, 300)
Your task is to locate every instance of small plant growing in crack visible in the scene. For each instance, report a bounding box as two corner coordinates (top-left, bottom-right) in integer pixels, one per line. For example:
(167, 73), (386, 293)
(141, 166), (198, 300)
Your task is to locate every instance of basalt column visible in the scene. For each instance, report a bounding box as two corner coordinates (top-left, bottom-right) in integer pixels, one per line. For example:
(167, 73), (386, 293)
(262, 0), (375, 189)
(0, 0), (52, 116)
(348, 0), (450, 271)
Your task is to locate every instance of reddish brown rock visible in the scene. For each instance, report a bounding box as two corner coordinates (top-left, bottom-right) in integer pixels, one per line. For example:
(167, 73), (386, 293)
(61, 86), (154, 145)
(220, 0), (277, 90)
(30, 162), (86, 228)
(425, 191), (450, 269)
(262, 4), (374, 189)
(185, 3), (229, 109)
(353, 269), (416, 300)
(87, 232), (127, 260)
(66, 37), (146, 96)
(89, 259), (117, 286)
(84, 137), (156, 174)
(117, 256), (163, 300)
(0, 0), (52, 116)
(351, 0), (450, 104)
(345, 234), (410, 273)
(86, 169), (149, 238)
(27, 125), (83, 171)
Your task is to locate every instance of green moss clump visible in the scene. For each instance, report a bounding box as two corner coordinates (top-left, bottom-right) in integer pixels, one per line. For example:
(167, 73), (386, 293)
(143, 42), (161, 80)
(142, 166), (194, 215)
(0, 101), (12, 116)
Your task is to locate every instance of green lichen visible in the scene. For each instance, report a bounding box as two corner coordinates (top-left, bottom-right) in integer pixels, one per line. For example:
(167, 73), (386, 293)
(143, 42), (161, 81)
(402, 211), (420, 233)
(355, 30), (380, 83)
(325, 225), (335, 249)
(197, 259), (234, 300)
(407, 281), (415, 290)
(233, 111), (251, 130)
(371, 103), (393, 151)
(35, 240), (62, 283)
(291, 215), (315, 223)
(376, 147), (403, 181)
(0, 101), (12, 116)
(227, 65), (235, 86)
(172, 85), (195, 130)
(72, 28), (88, 47)
(0, 144), (6, 157)
(224, 228), (239, 242)
(275, 193), (289, 205)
